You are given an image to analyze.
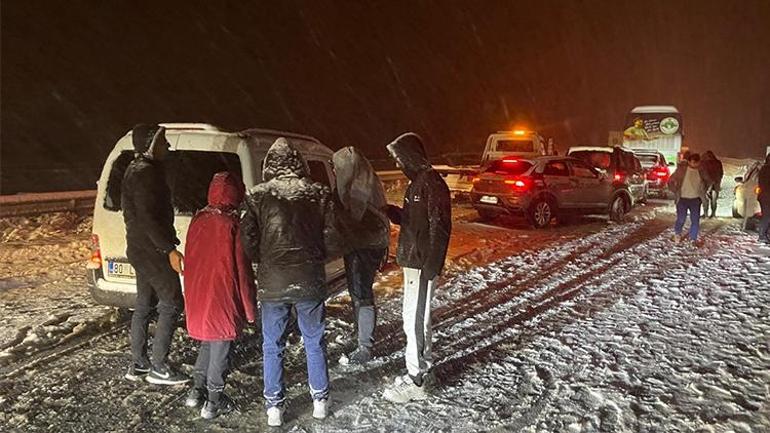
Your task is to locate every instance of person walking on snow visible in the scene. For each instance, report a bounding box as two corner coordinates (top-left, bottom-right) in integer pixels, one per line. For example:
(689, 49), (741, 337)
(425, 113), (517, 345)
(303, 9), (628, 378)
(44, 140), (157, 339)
(668, 152), (707, 243)
(700, 151), (724, 218)
(757, 154), (770, 243)
(332, 147), (391, 366)
(121, 124), (188, 385)
(382, 132), (452, 403)
(182, 172), (257, 419)
(240, 138), (338, 427)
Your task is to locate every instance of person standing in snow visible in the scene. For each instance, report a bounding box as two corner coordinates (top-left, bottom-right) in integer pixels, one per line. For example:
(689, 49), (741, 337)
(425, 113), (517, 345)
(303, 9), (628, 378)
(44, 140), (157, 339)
(700, 151), (724, 218)
(382, 132), (451, 403)
(240, 138), (337, 427)
(121, 124), (188, 385)
(668, 152), (707, 243)
(757, 154), (770, 243)
(332, 147), (390, 365)
(183, 172), (256, 419)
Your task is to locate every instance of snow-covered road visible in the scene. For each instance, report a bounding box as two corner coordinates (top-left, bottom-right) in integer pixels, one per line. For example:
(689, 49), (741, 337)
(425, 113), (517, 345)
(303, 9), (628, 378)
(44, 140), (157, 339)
(0, 169), (768, 432)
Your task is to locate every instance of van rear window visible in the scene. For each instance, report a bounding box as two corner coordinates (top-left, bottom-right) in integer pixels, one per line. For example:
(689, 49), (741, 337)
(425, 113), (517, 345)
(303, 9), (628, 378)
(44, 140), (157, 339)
(104, 150), (242, 215)
(495, 140), (534, 153)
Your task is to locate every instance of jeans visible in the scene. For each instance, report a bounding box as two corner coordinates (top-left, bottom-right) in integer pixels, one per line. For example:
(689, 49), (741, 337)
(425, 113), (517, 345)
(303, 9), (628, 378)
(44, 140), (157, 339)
(193, 340), (232, 401)
(130, 269), (183, 368)
(759, 199), (770, 241)
(402, 267), (437, 384)
(261, 299), (328, 408)
(703, 185), (720, 216)
(344, 248), (386, 349)
(675, 197), (702, 241)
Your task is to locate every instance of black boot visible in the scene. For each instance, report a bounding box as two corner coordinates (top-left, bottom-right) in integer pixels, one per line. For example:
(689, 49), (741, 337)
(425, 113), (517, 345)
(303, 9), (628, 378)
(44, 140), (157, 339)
(200, 391), (235, 419)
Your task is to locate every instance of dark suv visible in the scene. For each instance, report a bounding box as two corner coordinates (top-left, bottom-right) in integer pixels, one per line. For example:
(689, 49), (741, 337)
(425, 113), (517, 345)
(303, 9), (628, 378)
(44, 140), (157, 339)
(470, 156), (632, 228)
(567, 146), (647, 204)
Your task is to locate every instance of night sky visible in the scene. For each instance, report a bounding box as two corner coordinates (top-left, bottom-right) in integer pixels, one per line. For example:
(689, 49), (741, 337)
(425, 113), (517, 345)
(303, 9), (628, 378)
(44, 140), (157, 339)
(2, 0), (769, 193)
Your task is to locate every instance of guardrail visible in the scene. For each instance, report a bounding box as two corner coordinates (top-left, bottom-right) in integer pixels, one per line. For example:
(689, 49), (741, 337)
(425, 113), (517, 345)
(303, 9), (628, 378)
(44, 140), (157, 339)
(0, 167), (478, 218)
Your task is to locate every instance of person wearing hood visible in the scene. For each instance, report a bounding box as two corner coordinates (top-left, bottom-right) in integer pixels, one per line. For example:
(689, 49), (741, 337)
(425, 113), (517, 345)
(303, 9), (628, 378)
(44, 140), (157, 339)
(381, 133), (451, 403)
(700, 151), (724, 218)
(121, 124), (188, 385)
(182, 172), (256, 419)
(757, 154), (770, 243)
(332, 147), (390, 366)
(668, 152), (707, 243)
(240, 138), (336, 427)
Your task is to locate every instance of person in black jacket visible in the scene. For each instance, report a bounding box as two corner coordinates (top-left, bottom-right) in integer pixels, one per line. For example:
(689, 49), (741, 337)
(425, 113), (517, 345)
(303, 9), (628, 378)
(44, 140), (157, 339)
(332, 146), (390, 366)
(757, 154), (770, 243)
(240, 138), (337, 427)
(381, 132), (451, 404)
(701, 151), (724, 218)
(121, 124), (188, 385)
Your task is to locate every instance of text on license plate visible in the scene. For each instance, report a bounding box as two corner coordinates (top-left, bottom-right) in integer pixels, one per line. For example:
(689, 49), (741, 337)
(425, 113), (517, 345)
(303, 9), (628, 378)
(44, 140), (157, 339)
(480, 195), (499, 204)
(107, 261), (136, 278)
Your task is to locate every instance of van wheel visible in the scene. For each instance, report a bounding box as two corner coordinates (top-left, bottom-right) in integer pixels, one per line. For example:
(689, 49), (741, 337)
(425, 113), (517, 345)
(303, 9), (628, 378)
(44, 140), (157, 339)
(609, 195), (627, 223)
(528, 198), (554, 228)
(477, 209), (497, 222)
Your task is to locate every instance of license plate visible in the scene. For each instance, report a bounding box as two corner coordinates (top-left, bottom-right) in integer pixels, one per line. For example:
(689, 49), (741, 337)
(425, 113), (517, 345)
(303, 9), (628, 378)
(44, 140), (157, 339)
(480, 195), (499, 204)
(107, 260), (136, 279)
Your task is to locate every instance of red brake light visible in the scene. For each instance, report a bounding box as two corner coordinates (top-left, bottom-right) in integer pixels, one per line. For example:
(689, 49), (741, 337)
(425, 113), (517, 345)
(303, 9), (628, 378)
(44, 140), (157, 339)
(502, 158), (519, 163)
(504, 177), (531, 191)
(88, 234), (102, 269)
(472, 177), (481, 184)
(613, 172), (624, 182)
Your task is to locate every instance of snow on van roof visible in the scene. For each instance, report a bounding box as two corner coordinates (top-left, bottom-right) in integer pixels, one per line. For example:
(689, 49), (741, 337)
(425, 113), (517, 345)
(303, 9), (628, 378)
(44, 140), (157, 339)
(630, 105), (679, 114)
(568, 146), (614, 153)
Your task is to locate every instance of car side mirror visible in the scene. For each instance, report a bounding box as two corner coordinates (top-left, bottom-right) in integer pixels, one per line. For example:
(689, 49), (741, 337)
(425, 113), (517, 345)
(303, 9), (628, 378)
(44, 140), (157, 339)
(734, 176), (743, 183)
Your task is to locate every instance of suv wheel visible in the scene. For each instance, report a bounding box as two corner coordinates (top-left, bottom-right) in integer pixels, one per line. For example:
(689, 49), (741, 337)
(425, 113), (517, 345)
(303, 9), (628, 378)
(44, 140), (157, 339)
(609, 195), (627, 222)
(528, 198), (554, 228)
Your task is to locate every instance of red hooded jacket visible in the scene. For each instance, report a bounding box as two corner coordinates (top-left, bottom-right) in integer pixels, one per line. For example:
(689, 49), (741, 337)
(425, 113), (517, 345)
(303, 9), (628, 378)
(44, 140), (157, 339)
(184, 172), (256, 341)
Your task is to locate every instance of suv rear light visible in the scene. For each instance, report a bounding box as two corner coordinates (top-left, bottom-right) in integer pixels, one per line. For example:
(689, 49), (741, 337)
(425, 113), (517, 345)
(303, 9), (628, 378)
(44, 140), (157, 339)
(613, 172), (625, 182)
(504, 177), (532, 191)
(647, 166), (669, 180)
(87, 234), (102, 270)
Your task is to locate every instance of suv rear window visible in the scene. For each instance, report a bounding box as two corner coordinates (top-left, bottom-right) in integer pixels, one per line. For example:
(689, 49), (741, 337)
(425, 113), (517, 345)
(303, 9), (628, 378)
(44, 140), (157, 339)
(483, 160), (533, 175)
(570, 151), (612, 170)
(495, 140), (534, 153)
(104, 150), (243, 215)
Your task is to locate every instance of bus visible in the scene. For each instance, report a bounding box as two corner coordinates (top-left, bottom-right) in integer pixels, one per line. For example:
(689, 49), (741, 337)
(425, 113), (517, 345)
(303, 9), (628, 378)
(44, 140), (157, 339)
(622, 105), (683, 166)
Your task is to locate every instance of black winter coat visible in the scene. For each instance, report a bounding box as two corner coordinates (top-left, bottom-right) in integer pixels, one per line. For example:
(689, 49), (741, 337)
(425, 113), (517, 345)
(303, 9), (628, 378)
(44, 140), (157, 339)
(240, 138), (338, 303)
(386, 133), (452, 279)
(121, 156), (180, 284)
(758, 162), (770, 203)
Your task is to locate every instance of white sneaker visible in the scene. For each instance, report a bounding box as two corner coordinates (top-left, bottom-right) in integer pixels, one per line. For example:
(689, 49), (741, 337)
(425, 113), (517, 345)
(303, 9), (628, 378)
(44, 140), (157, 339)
(383, 375), (428, 403)
(266, 406), (284, 427)
(312, 399), (330, 419)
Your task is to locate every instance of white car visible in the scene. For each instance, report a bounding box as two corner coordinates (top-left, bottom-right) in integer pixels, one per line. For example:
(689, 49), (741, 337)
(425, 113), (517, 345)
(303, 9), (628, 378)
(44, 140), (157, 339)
(733, 162), (763, 229)
(87, 123), (345, 308)
(481, 130), (550, 164)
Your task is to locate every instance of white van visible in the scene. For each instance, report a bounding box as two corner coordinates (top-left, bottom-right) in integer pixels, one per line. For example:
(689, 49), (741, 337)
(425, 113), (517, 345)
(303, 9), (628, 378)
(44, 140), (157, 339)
(481, 130), (550, 164)
(86, 124), (345, 308)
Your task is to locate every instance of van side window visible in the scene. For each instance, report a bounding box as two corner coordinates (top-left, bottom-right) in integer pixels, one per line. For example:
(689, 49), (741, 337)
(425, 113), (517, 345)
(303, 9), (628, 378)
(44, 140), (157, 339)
(307, 160), (331, 187)
(165, 151), (243, 215)
(103, 151), (135, 211)
(543, 161), (569, 176)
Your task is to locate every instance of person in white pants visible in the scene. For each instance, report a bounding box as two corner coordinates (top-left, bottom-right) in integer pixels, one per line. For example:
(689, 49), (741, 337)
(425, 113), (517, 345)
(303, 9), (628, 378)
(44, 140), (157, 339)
(382, 133), (451, 403)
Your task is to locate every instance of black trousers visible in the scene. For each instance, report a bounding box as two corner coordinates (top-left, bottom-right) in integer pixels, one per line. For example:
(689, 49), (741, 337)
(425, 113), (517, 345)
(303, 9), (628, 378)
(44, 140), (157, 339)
(130, 267), (183, 369)
(193, 340), (233, 401)
(344, 248), (386, 349)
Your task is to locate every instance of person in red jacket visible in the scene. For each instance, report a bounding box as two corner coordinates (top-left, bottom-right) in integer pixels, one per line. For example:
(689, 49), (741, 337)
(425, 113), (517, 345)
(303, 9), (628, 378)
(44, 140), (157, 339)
(182, 172), (256, 420)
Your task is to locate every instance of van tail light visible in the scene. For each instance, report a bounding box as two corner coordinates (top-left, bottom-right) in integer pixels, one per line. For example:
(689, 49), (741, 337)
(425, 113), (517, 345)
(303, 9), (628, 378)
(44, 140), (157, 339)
(87, 234), (102, 270)
(504, 177), (532, 191)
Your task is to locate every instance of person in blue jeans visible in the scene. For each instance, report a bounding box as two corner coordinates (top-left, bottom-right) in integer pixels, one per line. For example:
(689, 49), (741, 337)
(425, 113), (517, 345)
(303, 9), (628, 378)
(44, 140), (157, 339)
(240, 138), (339, 427)
(668, 153), (707, 243)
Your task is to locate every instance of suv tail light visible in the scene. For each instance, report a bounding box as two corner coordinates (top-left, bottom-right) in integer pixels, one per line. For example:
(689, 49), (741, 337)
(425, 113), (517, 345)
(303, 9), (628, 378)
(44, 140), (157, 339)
(647, 166), (670, 180)
(613, 172), (625, 182)
(504, 177), (532, 191)
(87, 234), (102, 270)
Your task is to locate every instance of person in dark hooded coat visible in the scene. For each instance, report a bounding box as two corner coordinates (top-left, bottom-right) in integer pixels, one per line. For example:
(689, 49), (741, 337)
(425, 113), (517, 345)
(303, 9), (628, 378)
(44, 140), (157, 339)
(332, 146), (390, 365)
(183, 172), (256, 419)
(757, 154), (770, 243)
(121, 123), (188, 385)
(381, 132), (451, 404)
(700, 150), (724, 218)
(239, 138), (336, 426)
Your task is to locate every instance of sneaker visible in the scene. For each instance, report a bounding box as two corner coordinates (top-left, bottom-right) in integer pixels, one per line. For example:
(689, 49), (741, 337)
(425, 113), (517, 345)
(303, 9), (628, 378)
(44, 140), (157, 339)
(146, 364), (189, 386)
(124, 363), (151, 382)
(313, 399), (330, 419)
(266, 406), (284, 427)
(184, 387), (205, 408)
(383, 375), (428, 403)
(200, 394), (236, 420)
(339, 347), (372, 366)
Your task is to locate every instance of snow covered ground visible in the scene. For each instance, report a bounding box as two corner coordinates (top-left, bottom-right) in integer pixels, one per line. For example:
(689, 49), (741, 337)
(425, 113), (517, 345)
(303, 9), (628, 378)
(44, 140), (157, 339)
(0, 163), (768, 432)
